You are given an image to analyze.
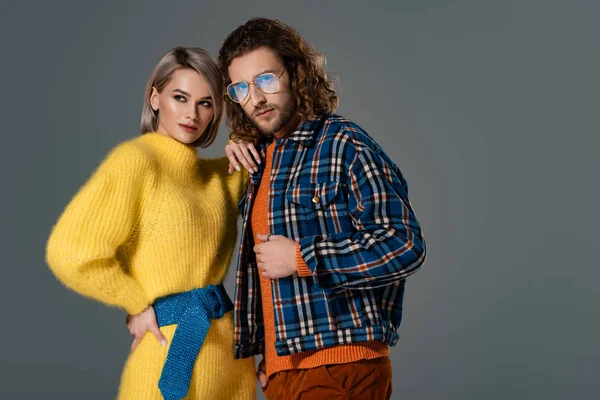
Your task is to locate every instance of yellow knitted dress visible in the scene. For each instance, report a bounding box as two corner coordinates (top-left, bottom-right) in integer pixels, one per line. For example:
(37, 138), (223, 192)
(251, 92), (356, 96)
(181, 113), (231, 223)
(46, 132), (255, 399)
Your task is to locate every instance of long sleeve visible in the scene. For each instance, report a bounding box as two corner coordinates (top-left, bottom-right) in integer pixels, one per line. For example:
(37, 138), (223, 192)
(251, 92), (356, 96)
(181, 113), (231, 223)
(46, 143), (154, 314)
(299, 147), (426, 291)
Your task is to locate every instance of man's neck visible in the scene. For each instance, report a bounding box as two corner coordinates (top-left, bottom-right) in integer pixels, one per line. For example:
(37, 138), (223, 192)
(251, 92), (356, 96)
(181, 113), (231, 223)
(273, 112), (303, 139)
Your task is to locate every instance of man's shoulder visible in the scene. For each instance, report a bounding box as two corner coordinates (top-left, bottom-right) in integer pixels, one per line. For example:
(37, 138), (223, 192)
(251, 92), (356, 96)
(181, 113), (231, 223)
(320, 114), (363, 132)
(318, 114), (376, 151)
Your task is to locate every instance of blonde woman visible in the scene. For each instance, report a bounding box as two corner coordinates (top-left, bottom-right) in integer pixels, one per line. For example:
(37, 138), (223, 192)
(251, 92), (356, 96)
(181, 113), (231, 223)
(46, 47), (255, 400)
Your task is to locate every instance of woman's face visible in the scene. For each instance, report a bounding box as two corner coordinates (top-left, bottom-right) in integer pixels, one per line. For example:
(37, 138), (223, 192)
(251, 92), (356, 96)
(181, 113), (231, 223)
(150, 68), (214, 144)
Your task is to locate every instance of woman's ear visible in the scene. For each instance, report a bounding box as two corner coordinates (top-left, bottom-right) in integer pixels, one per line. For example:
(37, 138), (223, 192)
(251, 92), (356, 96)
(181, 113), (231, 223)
(150, 87), (160, 111)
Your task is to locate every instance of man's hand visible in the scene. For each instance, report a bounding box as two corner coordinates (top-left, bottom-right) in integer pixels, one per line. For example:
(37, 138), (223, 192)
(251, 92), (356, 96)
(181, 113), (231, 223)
(256, 357), (267, 389)
(254, 234), (297, 279)
(225, 139), (261, 174)
(125, 306), (167, 351)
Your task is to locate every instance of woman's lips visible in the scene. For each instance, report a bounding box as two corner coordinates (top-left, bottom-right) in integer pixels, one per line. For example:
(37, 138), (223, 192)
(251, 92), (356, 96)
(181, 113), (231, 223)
(179, 124), (198, 133)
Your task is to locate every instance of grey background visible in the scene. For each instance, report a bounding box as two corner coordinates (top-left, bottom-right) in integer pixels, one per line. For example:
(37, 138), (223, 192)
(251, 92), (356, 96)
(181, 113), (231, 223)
(1, 0), (598, 399)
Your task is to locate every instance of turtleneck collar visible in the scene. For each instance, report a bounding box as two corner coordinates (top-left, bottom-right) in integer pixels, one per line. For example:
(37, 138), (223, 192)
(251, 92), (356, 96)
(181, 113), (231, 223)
(138, 133), (198, 180)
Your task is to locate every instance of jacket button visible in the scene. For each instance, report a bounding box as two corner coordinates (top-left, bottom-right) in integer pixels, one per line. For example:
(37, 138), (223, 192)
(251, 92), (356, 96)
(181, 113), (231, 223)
(312, 195), (320, 204)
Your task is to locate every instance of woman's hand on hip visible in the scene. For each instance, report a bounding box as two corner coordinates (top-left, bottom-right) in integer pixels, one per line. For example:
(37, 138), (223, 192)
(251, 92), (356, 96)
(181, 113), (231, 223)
(125, 306), (167, 351)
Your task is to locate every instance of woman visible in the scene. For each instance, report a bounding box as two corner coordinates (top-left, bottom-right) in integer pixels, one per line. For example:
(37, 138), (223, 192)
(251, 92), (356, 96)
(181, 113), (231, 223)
(46, 47), (255, 400)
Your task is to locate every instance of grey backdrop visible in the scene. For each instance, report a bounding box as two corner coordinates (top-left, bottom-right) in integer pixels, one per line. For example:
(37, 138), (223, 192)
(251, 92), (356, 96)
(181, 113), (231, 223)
(1, 0), (598, 399)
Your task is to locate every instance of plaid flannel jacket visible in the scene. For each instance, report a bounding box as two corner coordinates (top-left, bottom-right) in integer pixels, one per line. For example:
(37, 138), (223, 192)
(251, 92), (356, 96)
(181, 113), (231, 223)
(233, 114), (426, 358)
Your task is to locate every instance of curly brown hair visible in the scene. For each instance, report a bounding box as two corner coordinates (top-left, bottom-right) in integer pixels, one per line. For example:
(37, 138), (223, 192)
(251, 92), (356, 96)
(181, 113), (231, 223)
(218, 17), (338, 142)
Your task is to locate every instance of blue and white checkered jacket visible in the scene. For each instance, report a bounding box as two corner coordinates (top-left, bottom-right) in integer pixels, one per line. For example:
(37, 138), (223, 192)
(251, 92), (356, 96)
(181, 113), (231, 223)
(233, 114), (426, 358)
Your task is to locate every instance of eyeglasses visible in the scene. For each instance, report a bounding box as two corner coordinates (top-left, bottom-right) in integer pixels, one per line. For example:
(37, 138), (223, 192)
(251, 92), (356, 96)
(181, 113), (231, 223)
(226, 70), (285, 103)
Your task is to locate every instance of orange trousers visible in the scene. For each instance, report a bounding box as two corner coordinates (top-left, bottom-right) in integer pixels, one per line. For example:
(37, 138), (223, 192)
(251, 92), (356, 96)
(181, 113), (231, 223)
(263, 356), (392, 400)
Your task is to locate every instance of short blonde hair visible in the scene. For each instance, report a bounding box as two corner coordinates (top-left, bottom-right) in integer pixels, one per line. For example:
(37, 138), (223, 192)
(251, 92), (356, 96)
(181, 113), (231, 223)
(141, 47), (224, 148)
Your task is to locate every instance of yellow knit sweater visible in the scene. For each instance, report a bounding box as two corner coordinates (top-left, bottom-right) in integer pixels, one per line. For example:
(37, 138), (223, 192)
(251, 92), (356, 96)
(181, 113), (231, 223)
(46, 132), (255, 399)
(46, 132), (247, 313)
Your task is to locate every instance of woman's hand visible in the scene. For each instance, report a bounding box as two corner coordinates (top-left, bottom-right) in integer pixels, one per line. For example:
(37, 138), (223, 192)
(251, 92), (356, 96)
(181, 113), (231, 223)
(225, 139), (261, 174)
(125, 306), (167, 351)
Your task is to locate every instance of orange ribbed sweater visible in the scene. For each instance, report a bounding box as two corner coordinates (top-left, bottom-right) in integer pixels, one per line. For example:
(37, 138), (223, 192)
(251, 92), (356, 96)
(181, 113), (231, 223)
(251, 141), (389, 378)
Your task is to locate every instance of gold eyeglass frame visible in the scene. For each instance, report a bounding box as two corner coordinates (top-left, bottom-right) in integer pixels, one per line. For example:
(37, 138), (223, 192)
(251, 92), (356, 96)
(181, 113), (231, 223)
(226, 70), (286, 103)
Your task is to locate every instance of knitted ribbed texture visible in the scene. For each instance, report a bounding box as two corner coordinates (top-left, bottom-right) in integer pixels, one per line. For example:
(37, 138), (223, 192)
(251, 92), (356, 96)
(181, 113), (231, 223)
(155, 284), (234, 400)
(295, 245), (312, 277)
(46, 133), (255, 399)
(252, 141), (389, 379)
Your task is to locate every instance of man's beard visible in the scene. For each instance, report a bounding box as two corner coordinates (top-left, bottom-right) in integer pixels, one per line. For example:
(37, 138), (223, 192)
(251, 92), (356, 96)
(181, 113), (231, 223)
(250, 97), (297, 136)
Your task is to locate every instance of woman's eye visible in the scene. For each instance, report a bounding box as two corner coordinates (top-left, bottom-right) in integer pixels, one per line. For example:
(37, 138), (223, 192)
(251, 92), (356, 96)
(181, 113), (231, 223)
(199, 101), (212, 108)
(174, 95), (187, 102)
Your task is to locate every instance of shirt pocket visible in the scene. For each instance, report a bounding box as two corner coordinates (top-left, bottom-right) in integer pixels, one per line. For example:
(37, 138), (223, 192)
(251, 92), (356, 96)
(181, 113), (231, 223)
(286, 180), (341, 210)
(285, 181), (344, 238)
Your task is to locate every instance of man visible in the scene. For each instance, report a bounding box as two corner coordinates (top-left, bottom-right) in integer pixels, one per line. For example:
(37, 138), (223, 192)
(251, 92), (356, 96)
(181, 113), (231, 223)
(220, 18), (426, 399)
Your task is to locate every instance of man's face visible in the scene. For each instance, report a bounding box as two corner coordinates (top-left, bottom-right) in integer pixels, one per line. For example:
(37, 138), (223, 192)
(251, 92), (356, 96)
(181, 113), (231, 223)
(228, 47), (297, 137)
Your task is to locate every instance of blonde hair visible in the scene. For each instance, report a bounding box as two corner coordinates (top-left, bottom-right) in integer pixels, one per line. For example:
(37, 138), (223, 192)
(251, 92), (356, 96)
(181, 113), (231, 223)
(140, 47), (224, 148)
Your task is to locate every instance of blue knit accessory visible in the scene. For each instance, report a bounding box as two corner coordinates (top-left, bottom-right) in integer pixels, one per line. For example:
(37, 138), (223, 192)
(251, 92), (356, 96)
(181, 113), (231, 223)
(153, 284), (233, 400)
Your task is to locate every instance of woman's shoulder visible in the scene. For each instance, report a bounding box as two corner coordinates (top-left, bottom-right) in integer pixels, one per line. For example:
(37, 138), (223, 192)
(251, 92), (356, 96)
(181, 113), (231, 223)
(99, 136), (157, 172)
(199, 157), (249, 180)
(198, 156), (230, 174)
(198, 156), (248, 197)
